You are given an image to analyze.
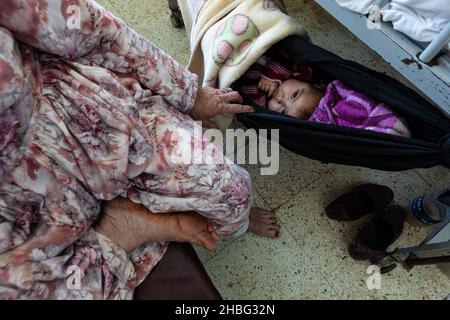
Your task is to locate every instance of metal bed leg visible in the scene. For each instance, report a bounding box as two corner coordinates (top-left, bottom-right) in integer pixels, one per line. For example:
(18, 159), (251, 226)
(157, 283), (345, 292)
(419, 22), (450, 63)
(374, 0), (387, 8)
(404, 254), (450, 268)
(168, 0), (184, 29)
(372, 216), (450, 274)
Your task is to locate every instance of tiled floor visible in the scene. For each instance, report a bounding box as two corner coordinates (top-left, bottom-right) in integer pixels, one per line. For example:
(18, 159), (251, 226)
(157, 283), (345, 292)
(97, 0), (450, 299)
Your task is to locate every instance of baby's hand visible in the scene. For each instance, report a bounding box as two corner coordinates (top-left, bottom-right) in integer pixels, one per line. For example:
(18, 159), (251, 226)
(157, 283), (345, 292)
(258, 78), (279, 98)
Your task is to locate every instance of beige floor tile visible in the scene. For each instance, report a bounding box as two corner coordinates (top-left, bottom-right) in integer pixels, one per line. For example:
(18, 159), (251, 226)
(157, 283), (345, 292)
(243, 146), (331, 210)
(97, 0), (189, 57)
(194, 231), (240, 266)
(276, 168), (449, 299)
(328, 261), (450, 300)
(276, 167), (434, 270)
(204, 230), (337, 300)
(276, 171), (372, 274)
(172, 47), (191, 67)
(416, 166), (450, 194)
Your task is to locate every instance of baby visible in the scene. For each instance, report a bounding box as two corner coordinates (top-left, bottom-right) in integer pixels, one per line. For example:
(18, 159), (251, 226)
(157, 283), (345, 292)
(238, 51), (318, 111)
(266, 79), (323, 119)
(239, 52), (411, 137)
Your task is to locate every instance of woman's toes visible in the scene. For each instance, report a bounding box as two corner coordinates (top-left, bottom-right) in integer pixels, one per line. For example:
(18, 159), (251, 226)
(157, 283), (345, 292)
(266, 223), (281, 238)
(174, 213), (221, 251)
(207, 224), (220, 238)
(252, 207), (277, 218)
(249, 208), (281, 239)
(269, 226), (281, 238)
(197, 231), (219, 252)
(254, 216), (278, 226)
(268, 228), (280, 238)
(211, 230), (220, 241)
(249, 224), (281, 239)
(264, 217), (278, 225)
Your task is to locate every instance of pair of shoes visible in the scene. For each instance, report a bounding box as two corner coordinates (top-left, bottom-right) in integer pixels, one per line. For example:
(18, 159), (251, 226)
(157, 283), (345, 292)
(326, 184), (405, 262)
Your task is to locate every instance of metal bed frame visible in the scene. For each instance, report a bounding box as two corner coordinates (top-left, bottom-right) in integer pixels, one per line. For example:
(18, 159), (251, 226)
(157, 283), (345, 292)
(372, 0), (450, 64)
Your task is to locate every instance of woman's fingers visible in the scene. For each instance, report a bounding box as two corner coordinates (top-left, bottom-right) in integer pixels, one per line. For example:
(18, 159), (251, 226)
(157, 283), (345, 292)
(202, 119), (219, 129)
(221, 90), (243, 104)
(216, 89), (255, 115)
(190, 86), (255, 121)
(222, 103), (255, 114)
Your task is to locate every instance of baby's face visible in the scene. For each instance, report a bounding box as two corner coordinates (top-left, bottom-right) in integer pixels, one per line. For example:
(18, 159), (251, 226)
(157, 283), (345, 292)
(268, 79), (323, 119)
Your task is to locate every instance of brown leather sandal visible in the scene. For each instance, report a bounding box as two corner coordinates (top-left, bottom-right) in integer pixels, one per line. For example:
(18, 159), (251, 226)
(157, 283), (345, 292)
(326, 184), (394, 221)
(348, 206), (405, 262)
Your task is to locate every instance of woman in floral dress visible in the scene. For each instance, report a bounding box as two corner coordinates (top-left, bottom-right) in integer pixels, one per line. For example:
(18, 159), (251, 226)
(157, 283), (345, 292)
(0, 0), (280, 299)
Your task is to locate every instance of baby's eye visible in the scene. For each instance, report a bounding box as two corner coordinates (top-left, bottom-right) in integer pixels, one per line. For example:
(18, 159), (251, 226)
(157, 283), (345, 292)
(291, 90), (300, 100)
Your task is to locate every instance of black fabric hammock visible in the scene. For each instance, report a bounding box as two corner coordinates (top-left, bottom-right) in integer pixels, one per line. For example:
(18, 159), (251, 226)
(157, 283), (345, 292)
(235, 36), (450, 172)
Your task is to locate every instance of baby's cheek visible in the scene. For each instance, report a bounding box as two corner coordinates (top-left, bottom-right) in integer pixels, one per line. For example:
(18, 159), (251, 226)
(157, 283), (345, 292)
(290, 105), (306, 118)
(268, 100), (277, 111)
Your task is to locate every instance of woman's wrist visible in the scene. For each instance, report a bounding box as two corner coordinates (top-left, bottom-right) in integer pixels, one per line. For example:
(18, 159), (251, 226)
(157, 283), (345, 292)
(186, 75), (200, 115)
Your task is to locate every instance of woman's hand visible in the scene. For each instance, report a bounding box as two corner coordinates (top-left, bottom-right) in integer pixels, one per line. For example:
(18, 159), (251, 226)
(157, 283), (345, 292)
(189, 87), (255, 128)
(258, 78), (279, 98)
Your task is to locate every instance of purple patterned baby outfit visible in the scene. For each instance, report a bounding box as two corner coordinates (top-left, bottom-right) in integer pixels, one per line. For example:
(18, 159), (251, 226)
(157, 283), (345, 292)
(309, 80), (411, 137)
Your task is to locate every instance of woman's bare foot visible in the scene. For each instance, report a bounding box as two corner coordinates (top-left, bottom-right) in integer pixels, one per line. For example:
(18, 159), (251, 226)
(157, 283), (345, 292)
(249, 208), (281, 238)
(169, 212), (221, 251)
(96, 198), (220, 253)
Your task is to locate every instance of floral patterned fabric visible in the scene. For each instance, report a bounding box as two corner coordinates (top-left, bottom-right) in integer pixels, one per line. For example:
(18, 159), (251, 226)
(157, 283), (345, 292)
(0, 0), (253, 300)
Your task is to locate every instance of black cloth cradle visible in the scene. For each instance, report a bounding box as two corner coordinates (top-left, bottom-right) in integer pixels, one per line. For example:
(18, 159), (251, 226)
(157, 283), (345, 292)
(236, 36), (450, 172)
